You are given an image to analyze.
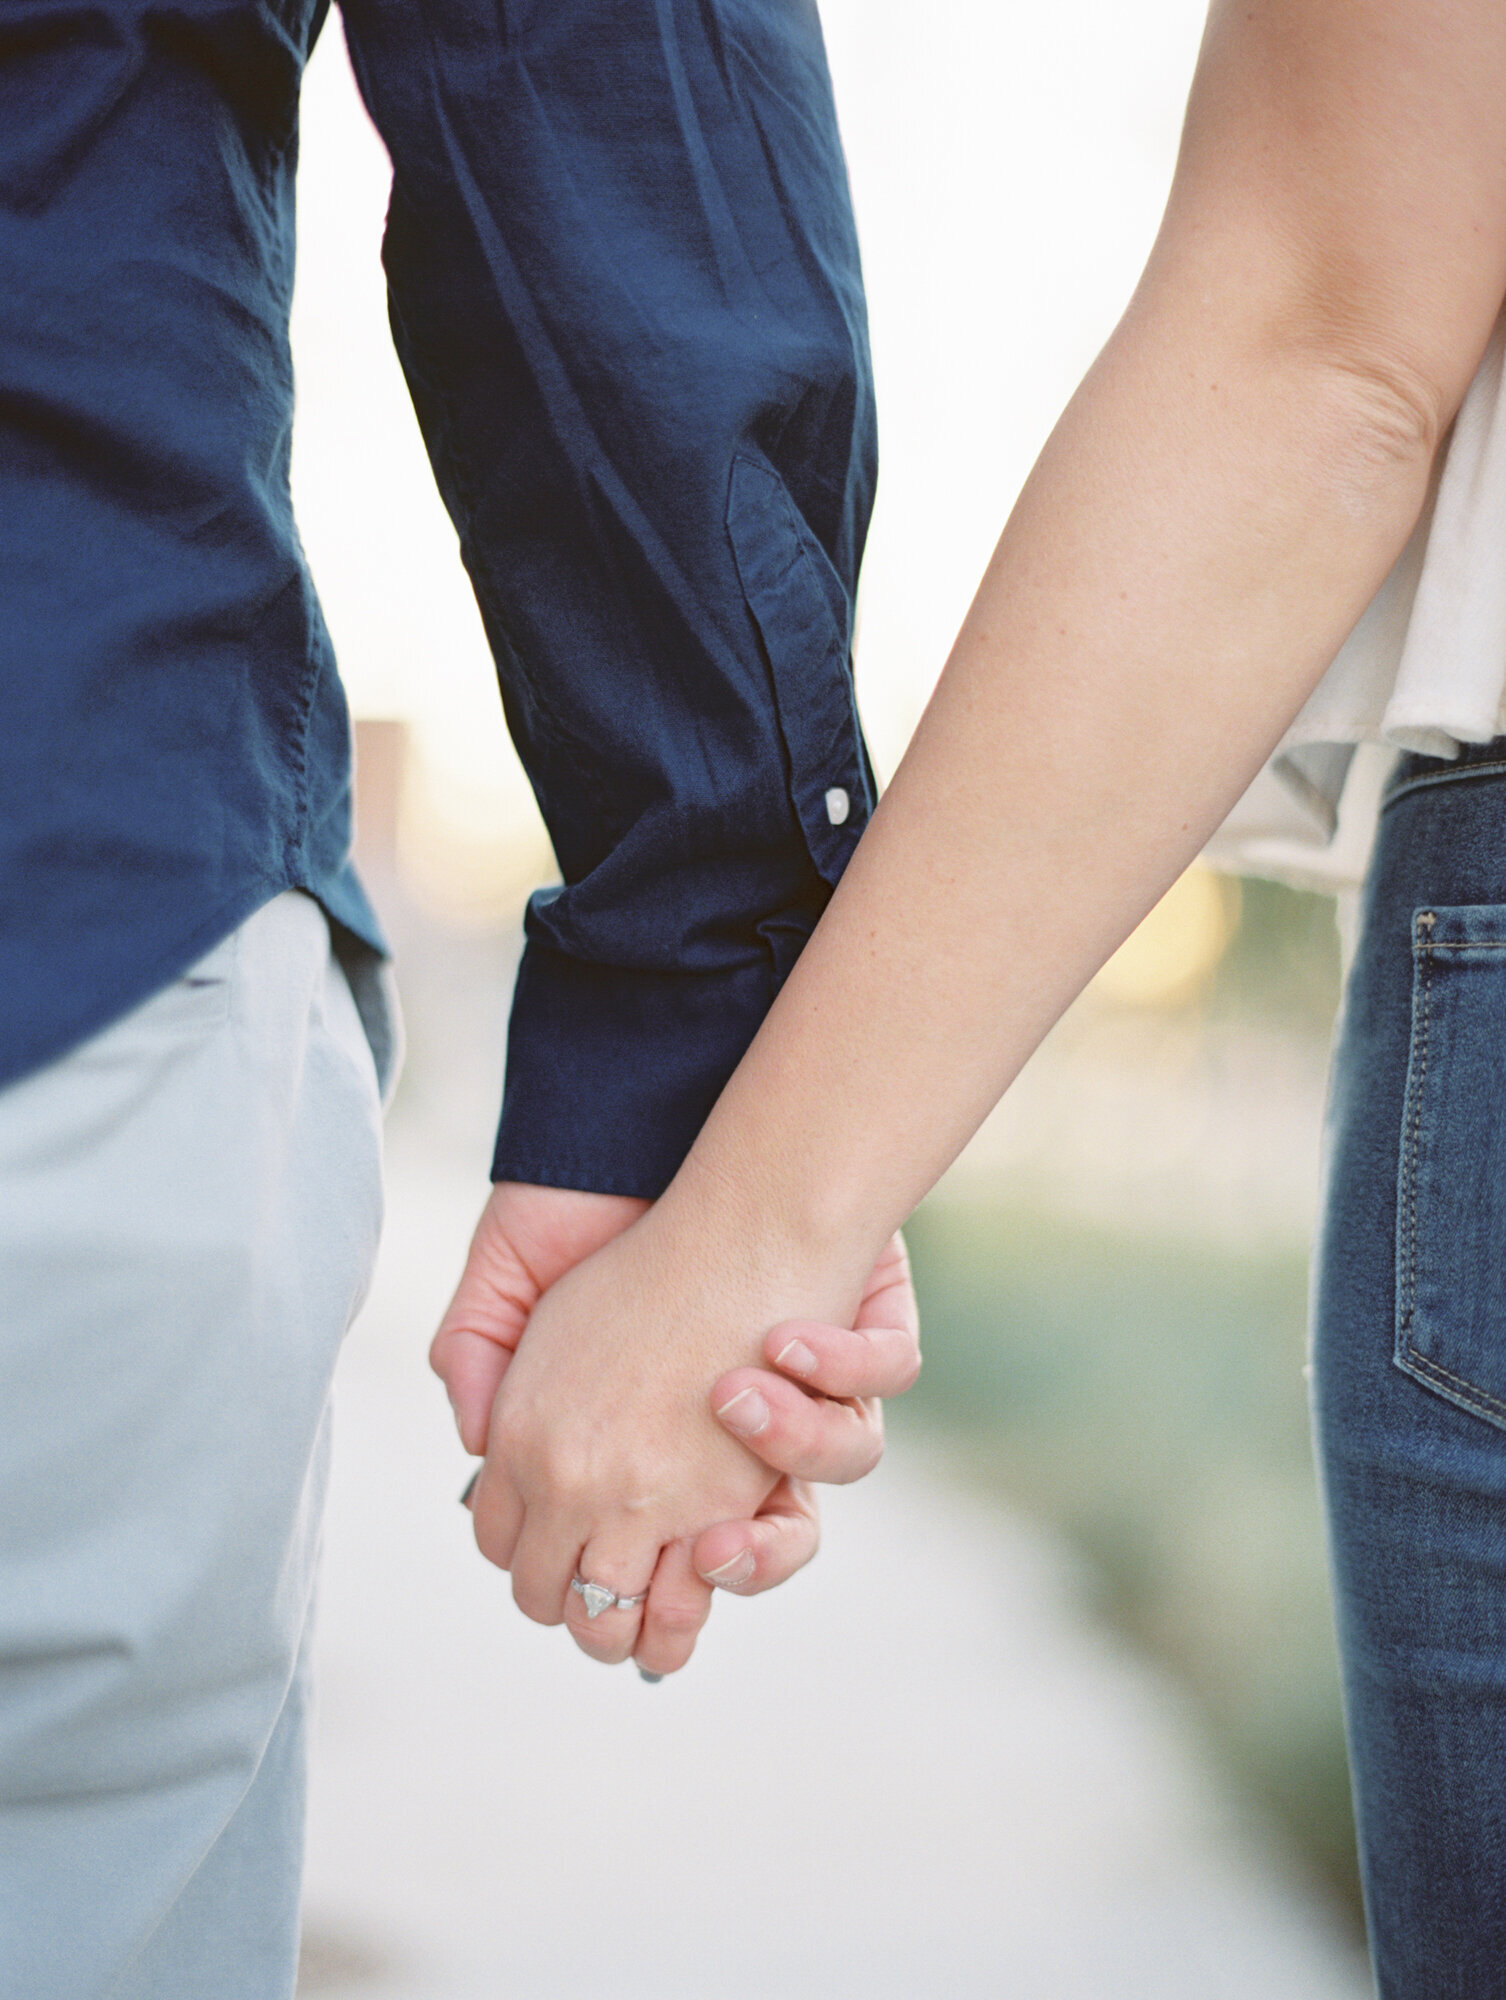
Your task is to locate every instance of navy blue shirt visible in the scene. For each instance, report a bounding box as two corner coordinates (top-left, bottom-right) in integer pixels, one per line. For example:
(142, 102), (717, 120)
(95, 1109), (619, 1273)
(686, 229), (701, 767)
(0, 0), (876, 1198)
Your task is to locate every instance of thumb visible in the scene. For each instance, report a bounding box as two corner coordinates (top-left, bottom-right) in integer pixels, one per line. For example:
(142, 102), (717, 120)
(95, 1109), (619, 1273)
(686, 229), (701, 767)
(431, 1323), (514, 1456)
(691, 1479), (820, 1596)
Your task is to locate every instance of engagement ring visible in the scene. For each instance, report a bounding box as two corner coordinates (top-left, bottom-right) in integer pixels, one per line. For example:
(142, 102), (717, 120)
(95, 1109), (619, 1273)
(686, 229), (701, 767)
(571, 1575), (645, 1619)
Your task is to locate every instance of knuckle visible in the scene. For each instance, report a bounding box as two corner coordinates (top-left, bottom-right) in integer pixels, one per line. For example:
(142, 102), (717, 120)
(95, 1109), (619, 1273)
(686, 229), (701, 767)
(638, 1634), (698, 1676)
(517, 1434), (597, 1510)
(512, 1582), (562, 1627)
(472, 1516), (511, 1569)
(516, 1592), (564, 1624)
(769, 1541), (816, 1586)
(534, 1446), (584, 1503)
(835, 1424), (885, 1485)
(648, 1599), (707, 1642)
(570, 1628), (630, 1666)
(487, 1402), (534, 1466)
(772, 1515), (819, 1578)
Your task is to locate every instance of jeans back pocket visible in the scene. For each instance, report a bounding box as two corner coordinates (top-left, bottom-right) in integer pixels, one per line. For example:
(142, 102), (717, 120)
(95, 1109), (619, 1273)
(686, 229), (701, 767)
(1397, 905), (1506, 1429)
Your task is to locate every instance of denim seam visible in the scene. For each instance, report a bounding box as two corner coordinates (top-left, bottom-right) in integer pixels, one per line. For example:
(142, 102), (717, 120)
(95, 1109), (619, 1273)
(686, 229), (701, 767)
(1397, 911), (1506, 1424)
(1404, 1352), (1506, 1420)
(1398, 915), (1432, 1360)
(1384, 758), (1506, 811)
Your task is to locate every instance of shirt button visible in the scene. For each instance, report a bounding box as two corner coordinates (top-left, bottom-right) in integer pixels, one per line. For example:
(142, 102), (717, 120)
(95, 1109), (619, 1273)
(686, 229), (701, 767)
(824, 786), (850, 826)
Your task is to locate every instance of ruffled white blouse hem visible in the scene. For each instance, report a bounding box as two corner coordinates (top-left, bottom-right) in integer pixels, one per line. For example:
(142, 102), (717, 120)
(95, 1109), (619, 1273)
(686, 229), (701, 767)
(1208, 310), (1506, 891)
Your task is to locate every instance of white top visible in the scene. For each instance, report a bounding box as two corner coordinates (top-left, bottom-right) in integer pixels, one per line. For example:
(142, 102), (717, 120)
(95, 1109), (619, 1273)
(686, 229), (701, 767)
(1207, 310), (1506, 889)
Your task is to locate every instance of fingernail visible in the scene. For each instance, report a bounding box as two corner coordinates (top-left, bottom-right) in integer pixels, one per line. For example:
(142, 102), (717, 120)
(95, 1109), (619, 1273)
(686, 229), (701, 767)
(459, 1470), (480, 1508)
(701, 1548), (756, 1589)
(638, 1668), (664, 1684)
(773, 1335), (817, 1377)
(714, 1387), (770, 1437)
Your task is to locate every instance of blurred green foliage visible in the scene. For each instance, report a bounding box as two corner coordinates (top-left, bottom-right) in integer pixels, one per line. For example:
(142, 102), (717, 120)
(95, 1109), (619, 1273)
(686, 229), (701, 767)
(900, 1187), (1362, 1924)
(1206, 877), (1343, 1034)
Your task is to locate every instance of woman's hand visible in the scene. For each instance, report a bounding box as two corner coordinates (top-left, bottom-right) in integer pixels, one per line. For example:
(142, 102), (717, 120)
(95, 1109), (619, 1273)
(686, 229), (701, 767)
(465, 1203), (797, 1662)
(431, 1181), (651, 1457)
(693, 1232), (920, 1596)
(624, 1233), (922, 1676)
(434, 1184), (917, 1674)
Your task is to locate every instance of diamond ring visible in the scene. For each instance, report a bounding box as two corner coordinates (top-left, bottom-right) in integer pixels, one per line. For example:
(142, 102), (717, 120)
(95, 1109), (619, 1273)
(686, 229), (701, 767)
(571, 1575), (646, 1620)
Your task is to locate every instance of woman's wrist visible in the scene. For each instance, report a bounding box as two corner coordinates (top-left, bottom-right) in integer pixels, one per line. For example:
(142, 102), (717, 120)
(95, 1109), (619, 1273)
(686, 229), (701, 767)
(650, 1123), (892, 1339)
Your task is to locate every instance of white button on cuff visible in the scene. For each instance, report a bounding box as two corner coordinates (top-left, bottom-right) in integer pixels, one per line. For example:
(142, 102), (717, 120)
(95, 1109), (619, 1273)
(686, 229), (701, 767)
(824, 786), (850, 826)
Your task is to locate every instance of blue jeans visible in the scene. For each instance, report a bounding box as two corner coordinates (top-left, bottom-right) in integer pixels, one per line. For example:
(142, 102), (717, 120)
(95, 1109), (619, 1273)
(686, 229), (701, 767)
(1314, 739), (1506, 1997)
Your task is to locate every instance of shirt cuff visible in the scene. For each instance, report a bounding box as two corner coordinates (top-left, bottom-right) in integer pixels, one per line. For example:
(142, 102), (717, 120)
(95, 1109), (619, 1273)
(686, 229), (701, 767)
(491, 940), (782, 1199)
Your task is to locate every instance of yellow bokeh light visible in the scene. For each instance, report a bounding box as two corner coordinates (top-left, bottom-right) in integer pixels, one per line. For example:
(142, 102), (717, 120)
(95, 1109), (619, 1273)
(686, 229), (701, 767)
(1091, 863), (1241, 1009)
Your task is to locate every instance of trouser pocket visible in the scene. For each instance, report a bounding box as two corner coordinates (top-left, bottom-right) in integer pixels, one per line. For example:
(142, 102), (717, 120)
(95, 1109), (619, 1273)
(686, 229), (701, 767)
(1396, 903), (1506, 1429)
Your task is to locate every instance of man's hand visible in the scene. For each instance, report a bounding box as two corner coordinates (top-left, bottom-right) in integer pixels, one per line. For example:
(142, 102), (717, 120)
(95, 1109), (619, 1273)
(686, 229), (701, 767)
(431, 1185), (919, 1674)
(432, 1182), (651, 1457)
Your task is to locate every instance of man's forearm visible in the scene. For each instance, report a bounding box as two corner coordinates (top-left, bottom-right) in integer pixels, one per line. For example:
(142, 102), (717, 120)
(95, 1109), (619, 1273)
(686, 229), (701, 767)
(339, 0), (876, 1202)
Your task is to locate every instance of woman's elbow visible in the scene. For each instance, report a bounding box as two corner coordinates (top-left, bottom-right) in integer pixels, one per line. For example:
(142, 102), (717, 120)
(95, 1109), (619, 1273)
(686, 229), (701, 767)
(1237, 252), (1468, 501)
(1311, 338), (1451, 484)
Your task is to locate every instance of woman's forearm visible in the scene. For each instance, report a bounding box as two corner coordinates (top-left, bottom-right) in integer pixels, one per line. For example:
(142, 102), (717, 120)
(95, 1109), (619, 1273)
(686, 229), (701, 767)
(662, 0), (1506, 1309)
(672, 318), (1432, 1291)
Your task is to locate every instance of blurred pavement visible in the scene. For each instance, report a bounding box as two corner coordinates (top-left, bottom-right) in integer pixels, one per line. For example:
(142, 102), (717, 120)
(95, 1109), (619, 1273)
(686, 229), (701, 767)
(297, 1107), (1372, 2000)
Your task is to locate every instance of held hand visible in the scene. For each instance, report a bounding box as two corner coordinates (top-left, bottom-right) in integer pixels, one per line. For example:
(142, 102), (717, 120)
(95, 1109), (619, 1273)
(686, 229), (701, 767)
(434, 1187), (919, 1676)
(631, 1235), (920, 1674)
(430, 1181), (650, 1456)
(692, 1231), (920, 1595)
(464, 1202), (786, 1662)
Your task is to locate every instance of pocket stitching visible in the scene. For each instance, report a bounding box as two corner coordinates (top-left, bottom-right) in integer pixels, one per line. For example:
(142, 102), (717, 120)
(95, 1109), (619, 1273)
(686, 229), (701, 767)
(1397, 914), (1433, 1361)
(1395, 908), (1506, 1425)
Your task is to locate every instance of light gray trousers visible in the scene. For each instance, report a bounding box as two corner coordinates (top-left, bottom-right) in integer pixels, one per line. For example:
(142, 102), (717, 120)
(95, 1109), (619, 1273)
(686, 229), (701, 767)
(0, 892), (387, 1999)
